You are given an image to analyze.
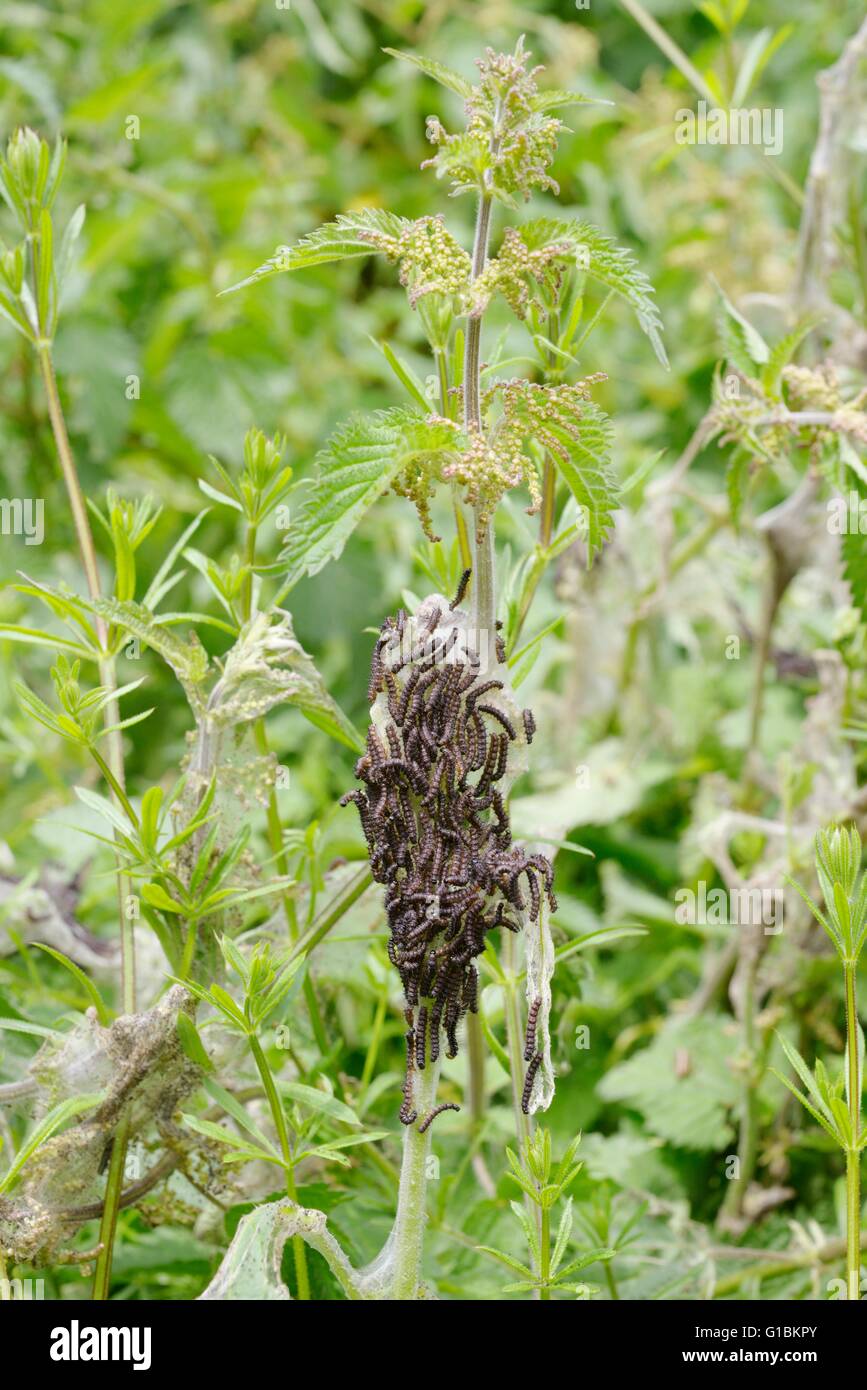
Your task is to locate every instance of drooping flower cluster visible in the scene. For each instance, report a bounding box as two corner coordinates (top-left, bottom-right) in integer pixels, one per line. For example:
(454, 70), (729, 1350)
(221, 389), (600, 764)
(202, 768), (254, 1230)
(355, 214), (573, 325)
(442, 421), (542, 534)
(436, 374), (608, 533)
(469, 225), (573, 319)
(357, 213), (471, 310)
(493, 375), (609, 460)
(423, 41), (565, 204)
(341, 581), (555, 1125)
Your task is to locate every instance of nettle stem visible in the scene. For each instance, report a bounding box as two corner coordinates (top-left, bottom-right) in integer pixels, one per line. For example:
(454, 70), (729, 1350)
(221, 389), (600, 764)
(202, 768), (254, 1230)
(461, 189), (538, 1173)
(464, 192), (496, 645)
(390, 1057), (442, 1299)
(844, 960), (862, 1300)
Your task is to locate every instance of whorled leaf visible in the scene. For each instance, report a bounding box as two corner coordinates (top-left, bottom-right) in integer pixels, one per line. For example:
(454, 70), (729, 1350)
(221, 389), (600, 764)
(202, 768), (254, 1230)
(89, 596), (210, 712)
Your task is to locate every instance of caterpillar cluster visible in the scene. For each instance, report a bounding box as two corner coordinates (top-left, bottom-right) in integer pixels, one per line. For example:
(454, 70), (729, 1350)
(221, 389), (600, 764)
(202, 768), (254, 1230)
(341, 574), (555, 1123)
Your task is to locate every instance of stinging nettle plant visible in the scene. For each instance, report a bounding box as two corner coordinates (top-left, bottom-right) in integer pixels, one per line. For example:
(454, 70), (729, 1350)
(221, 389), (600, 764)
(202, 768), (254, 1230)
(217, 39), (665, 1299)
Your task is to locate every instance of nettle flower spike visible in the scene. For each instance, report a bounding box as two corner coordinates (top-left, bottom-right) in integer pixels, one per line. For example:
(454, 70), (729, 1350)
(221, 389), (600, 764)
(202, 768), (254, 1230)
(469, 225), (574, 319)
(356, 214), (472, 311)
(422, 39), (572, 206)
(429, 374), (612, 543)
(341, 572), (557, 1126)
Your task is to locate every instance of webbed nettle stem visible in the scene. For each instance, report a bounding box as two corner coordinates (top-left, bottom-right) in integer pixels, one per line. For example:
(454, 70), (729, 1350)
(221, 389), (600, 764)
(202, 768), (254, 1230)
(389, 1057), (442, 1299)
(464, 190), (496, 646)
(344, 590), (555, 1297)
(347, 171), (531, 1292)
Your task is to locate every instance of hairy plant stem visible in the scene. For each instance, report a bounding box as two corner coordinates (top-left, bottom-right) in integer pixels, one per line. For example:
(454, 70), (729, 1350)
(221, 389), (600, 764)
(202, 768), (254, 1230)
(463, 196), (492, 433)
(391, 1057), (442, 1298)
(844, 960), (862, 1300)
(36, 343), (135, 1301)
(249, 1033), (310, 1300)
(434, 344), (473, 574)
(464, 192), (496, 645)
(439, 190), (500, 1177)
(461, 194), (537, 1183)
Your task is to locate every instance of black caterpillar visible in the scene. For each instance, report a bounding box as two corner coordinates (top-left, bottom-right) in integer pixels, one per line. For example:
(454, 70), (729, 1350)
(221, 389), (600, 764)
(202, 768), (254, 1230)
(341, 575), (555, 1122)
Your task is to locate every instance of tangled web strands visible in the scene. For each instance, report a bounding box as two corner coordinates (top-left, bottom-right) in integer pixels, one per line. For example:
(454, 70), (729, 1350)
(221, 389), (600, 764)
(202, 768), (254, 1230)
(341, 579), (556, 1124)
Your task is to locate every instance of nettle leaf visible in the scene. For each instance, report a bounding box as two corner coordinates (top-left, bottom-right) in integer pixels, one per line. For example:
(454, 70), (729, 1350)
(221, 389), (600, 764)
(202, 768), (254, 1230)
(529, 89), (605, 112)
(278, 408), (462, 590)
(383, 48), (473, 99)
(714, 281), (769, 376)
(598, 1015), (742, 1151)
(220, 210), (410, 294)
(550, 400), (617, 561)
(519, 218), (667, 367)
(89, 596), (209, 712)
(761, 316), (820, 399)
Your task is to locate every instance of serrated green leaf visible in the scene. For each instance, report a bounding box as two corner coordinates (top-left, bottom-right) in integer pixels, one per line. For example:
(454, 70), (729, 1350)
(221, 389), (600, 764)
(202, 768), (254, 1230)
(277, 408), (461, 590)
(220, 210), (409, 294)
(715, 280), (769, 372)
(761, 316), (820, 399)
(551, 400), (618, 561)
(383, 48), (473, 99)
(518, 218), (667, 366)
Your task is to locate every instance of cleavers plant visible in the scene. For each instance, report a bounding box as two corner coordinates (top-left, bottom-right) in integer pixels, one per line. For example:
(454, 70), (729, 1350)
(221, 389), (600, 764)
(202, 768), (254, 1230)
(778, 827), (867, 1301)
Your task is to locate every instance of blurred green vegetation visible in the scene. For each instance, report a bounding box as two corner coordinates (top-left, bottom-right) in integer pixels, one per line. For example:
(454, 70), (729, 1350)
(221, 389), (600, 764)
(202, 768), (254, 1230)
(1, 0), (866, 1300)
